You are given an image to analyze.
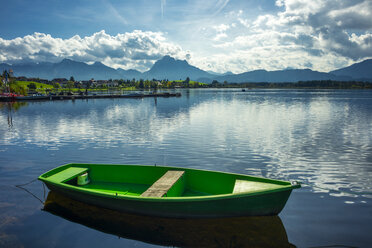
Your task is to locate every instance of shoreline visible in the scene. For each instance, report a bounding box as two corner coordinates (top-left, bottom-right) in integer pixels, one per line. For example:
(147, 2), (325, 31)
(0, 92), (181, 102)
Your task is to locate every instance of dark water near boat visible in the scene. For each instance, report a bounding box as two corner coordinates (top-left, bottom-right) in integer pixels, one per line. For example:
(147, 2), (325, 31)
(0, 89), (371, 247)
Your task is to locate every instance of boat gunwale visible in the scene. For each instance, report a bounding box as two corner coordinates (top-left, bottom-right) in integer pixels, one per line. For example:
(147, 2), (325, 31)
(38, 163), (300, 202)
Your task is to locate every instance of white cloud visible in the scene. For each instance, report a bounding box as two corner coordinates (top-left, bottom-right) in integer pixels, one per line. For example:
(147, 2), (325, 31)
(213, 24), (230, 33)
(212, 24), (231, 41)
(328, 2), (372, 30)
(213, 33), (228, 41)
(279, 0), (372, 60)
(238, 18), (250, 28)
(0, 0), (371, 74)
(0, 30), (188, 71)
(194, 0), (372, 73)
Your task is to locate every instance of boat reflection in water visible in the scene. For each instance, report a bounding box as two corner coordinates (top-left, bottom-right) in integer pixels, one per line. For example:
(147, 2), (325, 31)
(43, 191), (294, 248)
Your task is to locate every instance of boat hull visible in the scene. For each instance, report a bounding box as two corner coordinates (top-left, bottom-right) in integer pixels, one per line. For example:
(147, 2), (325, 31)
(39, 163), (299, 218)
(44, 182), (292, 218)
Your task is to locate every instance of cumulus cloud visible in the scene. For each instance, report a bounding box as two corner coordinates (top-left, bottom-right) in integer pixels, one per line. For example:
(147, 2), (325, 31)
(198, 0), (372, 73)
(273, 0), (372, 60)
(212, 24), (232, 41)
(0, 0), (371, 74)
(0, 30), (188, 71)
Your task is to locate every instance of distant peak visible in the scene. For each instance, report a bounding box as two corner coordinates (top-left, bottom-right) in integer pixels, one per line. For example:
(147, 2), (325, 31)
(60, 58), (73, 63)
(223, 71), (234, 76)
(160, 55), (175, 61)
(93, 61), (105, 66)
(156, 56), (190, 67)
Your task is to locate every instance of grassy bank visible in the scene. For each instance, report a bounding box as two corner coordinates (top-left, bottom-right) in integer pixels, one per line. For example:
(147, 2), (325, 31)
(5, 81), (137, 95)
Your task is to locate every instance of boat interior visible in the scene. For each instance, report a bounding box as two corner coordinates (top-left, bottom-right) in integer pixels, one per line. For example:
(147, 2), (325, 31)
(41, 164), (290, 198)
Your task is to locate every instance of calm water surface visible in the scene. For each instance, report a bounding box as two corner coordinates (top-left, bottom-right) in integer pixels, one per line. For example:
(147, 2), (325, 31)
(0, 89), (371, 247)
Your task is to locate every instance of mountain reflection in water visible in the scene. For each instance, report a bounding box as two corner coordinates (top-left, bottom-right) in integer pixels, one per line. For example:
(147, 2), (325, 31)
(43, 191), (293, 248)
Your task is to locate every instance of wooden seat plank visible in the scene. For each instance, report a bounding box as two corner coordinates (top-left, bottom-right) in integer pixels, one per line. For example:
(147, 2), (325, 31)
(233, 179), (279, 194)
(47, 167), (88, 183)
(141, 170), (184, 197)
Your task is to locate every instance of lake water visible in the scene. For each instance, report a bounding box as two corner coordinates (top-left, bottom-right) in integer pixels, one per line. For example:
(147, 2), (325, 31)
(0, 89), (371, 247)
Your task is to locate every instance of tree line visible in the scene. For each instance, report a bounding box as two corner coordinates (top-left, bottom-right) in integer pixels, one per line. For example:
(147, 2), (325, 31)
(2, 69), (372, 96)
(208, 80), (372, 89)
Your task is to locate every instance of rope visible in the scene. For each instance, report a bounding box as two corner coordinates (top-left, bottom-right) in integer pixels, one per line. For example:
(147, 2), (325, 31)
(15, 178), (38, 187)
(15, 178), (45, 204)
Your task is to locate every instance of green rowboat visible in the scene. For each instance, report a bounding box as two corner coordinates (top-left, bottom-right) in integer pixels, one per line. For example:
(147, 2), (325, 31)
(38, 163), (300, 218)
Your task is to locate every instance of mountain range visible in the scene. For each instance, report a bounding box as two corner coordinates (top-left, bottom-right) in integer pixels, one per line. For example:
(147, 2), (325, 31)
(1, 55), (371, 83)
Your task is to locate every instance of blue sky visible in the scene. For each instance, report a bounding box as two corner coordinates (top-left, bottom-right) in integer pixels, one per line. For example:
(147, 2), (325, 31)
(1, 0), (371, 73)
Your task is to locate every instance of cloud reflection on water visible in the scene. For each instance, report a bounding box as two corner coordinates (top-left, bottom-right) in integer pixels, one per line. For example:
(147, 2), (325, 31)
(0, 90), (371, 199)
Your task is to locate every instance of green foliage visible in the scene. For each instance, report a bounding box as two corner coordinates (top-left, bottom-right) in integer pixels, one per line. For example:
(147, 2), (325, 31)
(67, 81), (74, 90)
(7, 77), (371, 95)
(9, 82), (27, 95)
(53, 82), (60, 89)
(13, 81), (53, 94)
(138, 79), (144, 89)
(169, 79), (205, 88)
(28, 83), (37, 90)
(16, 81), (53, 90)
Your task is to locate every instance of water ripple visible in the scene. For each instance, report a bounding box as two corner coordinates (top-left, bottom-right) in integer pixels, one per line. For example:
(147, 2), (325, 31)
(1, 90), (372, 199)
